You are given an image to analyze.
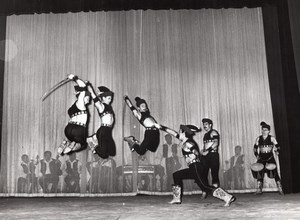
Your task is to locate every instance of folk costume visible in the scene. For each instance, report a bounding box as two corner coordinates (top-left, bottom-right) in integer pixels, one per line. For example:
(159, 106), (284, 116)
(58, 75), (91, 155)
(88, 85), (116, 159)
(123, 96), (160, 155)
(251, 122), (283, 195)
(158, 124), (235, 206)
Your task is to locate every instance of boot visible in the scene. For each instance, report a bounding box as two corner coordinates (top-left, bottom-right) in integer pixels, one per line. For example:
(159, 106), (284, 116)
(57, 140), (69, 155)
(63, 141), (76, 154)
(169, 185), (182, 204)
(212, 187), (236, 207)
(276, 181), (284, 195)
(200, 191), (207, 200)
(123, 136), (139, 152)
(254, 181), (263, 195)
(86, 135), (98, 154)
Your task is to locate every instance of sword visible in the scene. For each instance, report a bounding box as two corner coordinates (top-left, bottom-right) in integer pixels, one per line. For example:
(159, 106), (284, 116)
(41, 78), (72, 101)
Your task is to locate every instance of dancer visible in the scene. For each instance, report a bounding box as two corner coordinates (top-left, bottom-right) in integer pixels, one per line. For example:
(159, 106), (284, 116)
(251, 121), (283, 195)
(87, 84), (116, 159)
(58, 74), (91, 155)
(201, 118), (220, 188)
(123, 95), (160, 155)
(155, 123), (236, 206)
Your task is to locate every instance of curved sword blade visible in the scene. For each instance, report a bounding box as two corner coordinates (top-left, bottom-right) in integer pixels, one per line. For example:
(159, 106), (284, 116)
(41, 78), (72, 101)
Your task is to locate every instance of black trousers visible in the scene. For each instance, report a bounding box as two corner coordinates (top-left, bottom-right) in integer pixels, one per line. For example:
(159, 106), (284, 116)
(133, 129), (160, 155)
(203, 152), (220, 186)
(95, 126), (116, 159)
(64, 123), (88, 146)
(173, 162), (215, 193)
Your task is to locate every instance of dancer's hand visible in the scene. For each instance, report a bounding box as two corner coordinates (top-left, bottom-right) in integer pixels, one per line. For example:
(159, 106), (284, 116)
(200, 149), (208, 156)
(68, 74), (76, 80)
(85, 80), (90, 86)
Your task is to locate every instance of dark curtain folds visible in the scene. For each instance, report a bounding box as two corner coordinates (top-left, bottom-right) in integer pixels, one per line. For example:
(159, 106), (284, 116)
(0, 0), (276, 16)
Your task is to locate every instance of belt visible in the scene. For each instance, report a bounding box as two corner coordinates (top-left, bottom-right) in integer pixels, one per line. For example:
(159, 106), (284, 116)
(100, 111), (112, 117)
(260, 149), (272, 153)
(145, 127), (158, 130)
(187, 158), (201, 165)
(70, 111), (87, 118)
(69, 121), (86, 127)
(102, 123), (113, 127)
(259, 146), (273, 153)
(204, 148), (218, 153)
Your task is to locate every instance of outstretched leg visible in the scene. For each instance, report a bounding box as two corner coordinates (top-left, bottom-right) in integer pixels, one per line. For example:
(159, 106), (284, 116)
(124, 136), (144, 153)
(57, 139), (70, 155)
(212, 187), (236, 206)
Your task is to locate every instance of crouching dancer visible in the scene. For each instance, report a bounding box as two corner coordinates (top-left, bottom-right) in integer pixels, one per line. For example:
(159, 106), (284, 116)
(123, 95), (160, 155)
(155, 123), (236, 206)
(58, 74), (91, 155)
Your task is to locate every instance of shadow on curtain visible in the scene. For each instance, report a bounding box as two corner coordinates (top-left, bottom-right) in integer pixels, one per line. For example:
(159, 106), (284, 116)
(0, 8), (279, 195)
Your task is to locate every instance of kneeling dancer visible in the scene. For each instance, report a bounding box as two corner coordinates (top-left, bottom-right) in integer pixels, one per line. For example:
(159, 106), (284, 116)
(156, 123), (236, 206)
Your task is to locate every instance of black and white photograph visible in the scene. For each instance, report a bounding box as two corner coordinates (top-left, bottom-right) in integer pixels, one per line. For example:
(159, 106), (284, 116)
(0, 0), (300, 219)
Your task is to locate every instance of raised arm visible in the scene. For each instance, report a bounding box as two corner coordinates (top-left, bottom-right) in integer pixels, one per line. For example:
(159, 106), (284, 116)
(87, 83), (105, 113)
(124, 95), (141, 119)
(68, 74), (86, 87)
(155, 123), (179, 139)
(68, 74), (87, 109)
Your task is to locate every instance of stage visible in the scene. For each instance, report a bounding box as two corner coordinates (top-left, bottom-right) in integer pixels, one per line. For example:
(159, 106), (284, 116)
(0, 192), (299, 219)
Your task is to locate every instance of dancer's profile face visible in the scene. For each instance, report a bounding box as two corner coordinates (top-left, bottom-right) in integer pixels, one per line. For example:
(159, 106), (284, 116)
(179, 130), (185, 140)
(102, 96), (112, 105)
(138, 103), (149, 112)
(84, 96), (90, 105)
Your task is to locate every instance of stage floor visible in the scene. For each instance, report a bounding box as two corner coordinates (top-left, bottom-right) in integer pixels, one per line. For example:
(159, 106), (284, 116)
(0, 192), (300, 219)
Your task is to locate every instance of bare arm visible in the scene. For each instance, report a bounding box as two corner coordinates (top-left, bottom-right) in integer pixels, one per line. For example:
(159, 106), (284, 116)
(253, 137), (259, 158)
(124, 95), (141, 119)
(271, 136), (280, 154)
(68, 74), (87, 110)
(155, 123), (179, 139)
(87, 83), (104, 113)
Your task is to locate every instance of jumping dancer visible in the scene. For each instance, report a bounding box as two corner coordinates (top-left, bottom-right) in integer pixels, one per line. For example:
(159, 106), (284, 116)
(155, 123), (236, 206)
(251, 121), (283, 195)
(123, 95), (160, 155)
(87, 84), (116, 159)
(58, 74), (91, 155)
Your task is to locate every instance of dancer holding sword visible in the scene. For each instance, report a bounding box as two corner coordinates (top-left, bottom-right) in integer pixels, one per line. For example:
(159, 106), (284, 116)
(55, 74), (91, 155)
